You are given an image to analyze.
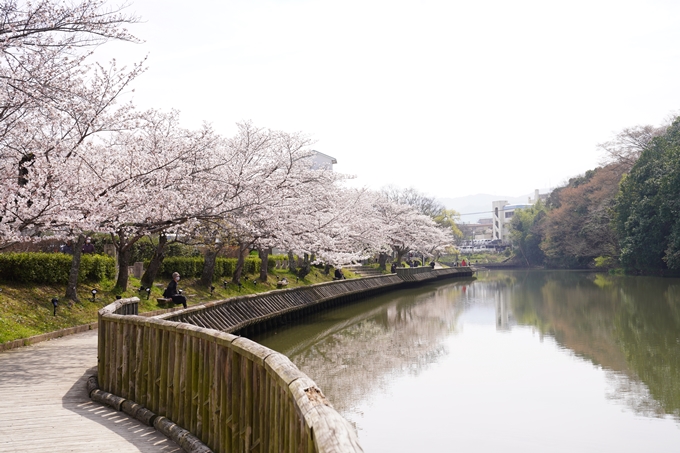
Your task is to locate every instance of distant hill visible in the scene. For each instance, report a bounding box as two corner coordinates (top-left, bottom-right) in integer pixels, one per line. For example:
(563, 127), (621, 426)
(438, 193), (535, 224)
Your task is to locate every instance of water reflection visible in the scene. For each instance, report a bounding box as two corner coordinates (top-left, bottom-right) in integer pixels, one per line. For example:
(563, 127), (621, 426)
(252, 271), (680, 451)
(479, 270), (680, 419)
(254, 281), (474, 415)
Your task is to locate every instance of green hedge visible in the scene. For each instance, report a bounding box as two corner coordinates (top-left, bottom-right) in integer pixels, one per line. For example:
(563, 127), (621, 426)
(0, 253), (115, 284)
(148, 254), (291, 281)
(156, 256), (262, 280)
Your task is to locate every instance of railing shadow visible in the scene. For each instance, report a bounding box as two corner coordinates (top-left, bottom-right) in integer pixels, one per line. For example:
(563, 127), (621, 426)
(62, 365), (182, 452)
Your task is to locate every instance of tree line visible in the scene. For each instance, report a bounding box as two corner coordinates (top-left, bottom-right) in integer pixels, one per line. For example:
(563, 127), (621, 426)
(509, 115), (680, 273)
(0, 1), (457, 302)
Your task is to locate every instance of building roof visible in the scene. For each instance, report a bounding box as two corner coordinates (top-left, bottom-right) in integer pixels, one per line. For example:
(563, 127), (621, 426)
(312, 150), (338, 164)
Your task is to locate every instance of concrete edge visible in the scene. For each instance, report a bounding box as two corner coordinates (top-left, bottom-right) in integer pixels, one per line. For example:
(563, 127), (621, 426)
(0, 304), (186, 353)
(87, 375), (213, 453)
(0, 322), (98, 352)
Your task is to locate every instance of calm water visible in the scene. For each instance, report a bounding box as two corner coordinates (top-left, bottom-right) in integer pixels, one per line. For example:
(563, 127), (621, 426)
(250, 270), (680, 452)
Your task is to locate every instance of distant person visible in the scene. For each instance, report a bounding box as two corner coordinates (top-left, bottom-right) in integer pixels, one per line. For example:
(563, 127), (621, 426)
(461, 259), (467, 267)
(82, 237), (95, 254)
(430, 260), (436, 269)
(334, 268), (345, 280)
(60, 240), (73, 254)
(390, 262), (397, 273)
(163, 272), (187, 308)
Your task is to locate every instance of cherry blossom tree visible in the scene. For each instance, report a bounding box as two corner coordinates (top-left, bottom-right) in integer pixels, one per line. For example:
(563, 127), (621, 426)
(209, 122), (334, 284)
(369, 193), (454, 266)
(79, 109), (226, 290)
(0, 0), (143, 244)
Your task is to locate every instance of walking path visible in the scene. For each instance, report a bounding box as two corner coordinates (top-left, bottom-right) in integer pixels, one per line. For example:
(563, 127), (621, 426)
(0, 329), (181, 453)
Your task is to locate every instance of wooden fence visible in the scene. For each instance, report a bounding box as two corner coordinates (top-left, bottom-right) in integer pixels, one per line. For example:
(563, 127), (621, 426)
(97, 268), (474, 452)
(396, 266), (473, 282)
(157, 275), (404, 334)
(98, 297), (363, 453)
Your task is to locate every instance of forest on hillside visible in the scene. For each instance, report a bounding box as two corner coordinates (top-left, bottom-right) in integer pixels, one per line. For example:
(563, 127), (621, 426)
(509, 116), (680, 274)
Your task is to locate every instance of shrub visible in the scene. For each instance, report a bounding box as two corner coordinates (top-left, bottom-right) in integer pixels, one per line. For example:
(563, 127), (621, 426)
(80, 254), (116, 281)
(269, 254), (287, 270)
(0, 252), (115, 284)
(158, 256), (262, 280)
(161, 257), (203, 278)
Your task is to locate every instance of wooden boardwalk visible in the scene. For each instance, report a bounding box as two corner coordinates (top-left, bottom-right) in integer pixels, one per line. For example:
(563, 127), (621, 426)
(0, 329), (181, 453)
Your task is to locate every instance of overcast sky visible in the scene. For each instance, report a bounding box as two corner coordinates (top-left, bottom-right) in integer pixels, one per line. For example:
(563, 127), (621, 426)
(101, 0), (680, 199)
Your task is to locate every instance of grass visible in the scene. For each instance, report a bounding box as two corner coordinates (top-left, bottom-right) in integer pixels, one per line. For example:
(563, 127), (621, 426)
(0, 266), (355, 345)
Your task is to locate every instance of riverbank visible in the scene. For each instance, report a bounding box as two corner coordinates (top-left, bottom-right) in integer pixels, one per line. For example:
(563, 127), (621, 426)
(0, 266), (356, 347)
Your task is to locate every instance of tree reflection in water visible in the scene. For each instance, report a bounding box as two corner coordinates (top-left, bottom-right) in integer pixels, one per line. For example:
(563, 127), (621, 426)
(252, 282), (472, 416)
(485, 270), (680, 420)
(253, 271), (680, 425)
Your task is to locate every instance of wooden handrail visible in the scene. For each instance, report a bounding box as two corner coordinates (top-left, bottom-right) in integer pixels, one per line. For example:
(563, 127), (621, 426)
(98, 297), (362, 453)
(96, 270), (472, 452)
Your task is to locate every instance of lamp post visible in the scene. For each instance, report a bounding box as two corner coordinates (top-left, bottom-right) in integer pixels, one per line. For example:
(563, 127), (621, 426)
(145, 287), (151, 300)
(91, 289), (97, 303)
(51, 297), (58, 316)
(210, 285), (215, 295)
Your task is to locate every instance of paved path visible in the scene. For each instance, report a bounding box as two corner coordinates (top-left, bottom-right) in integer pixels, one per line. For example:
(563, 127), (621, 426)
(0, 330), (181, 452)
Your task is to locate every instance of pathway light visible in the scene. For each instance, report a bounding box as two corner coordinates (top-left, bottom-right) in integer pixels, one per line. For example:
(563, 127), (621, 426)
(210, 285), (215, 295)
(91, 289), (97, 302)
(145, 287), (151, 300)
(51, 297), (58, 316)
(222, 280), (228, 289)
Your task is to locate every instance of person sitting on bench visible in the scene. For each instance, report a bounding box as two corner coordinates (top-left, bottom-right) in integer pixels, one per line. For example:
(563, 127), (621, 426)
(163, 272), (187, 308)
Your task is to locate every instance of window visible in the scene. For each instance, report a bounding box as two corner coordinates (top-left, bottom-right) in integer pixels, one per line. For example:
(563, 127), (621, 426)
(505, 211), (514, 219)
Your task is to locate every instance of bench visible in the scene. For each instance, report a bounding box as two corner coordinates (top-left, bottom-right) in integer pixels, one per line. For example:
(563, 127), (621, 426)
(156, 297), (173, 308)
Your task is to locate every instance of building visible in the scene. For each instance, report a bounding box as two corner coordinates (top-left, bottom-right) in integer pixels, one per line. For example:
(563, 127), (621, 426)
(492, 189), (548, 242)
(467, 218), (493, 241)
(309, 150), (337, 170)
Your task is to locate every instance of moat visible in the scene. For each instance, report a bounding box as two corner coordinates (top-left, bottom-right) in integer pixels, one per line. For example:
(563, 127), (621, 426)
(251, 270), (680, 453)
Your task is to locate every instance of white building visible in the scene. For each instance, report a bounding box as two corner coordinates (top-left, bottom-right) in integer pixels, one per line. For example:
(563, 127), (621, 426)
(309, 150), (337, 170)
(492, 189), (548, 241)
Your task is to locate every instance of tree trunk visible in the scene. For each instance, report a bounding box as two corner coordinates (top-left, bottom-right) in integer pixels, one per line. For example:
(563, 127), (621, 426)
(141, 234), (168, 288)
(298, 253), (311, 279)
(287, 250), (297, 273)
(200, 246), (220, 287)
(65, 234), (87, 304)
(378, 253), (388, 271)
(113, 229), (136, 291)
(232, 242), (249, 284)
(115, 245), (132, 291)
(395, 248), (407, 266)
(258, 247), (271, 283)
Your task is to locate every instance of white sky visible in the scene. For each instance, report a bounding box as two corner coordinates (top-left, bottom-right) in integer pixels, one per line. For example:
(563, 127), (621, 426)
(100, 0), (680, 199)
